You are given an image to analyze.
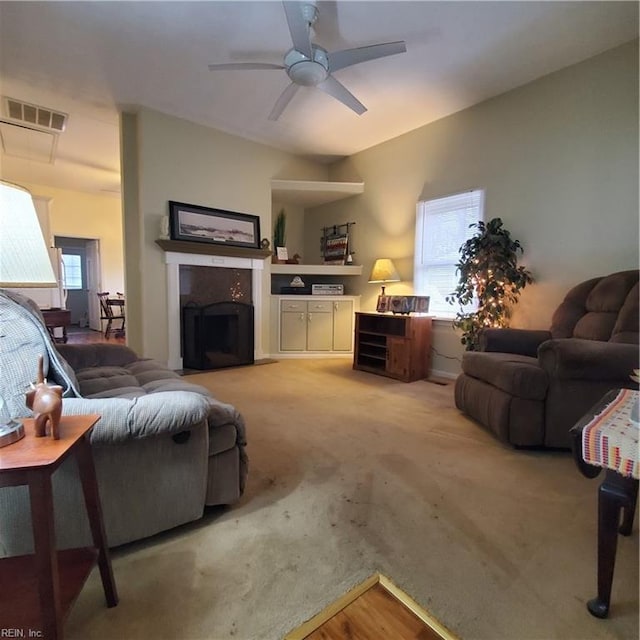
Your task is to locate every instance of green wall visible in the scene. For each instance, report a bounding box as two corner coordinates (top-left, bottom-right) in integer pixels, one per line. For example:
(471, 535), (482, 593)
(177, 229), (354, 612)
(121, 108), (327, 361)
(308, 40), (639, 376)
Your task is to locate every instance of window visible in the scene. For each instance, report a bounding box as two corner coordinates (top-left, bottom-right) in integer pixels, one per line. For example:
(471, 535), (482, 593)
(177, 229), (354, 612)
(414, 189), (484, 318)
(61, 253), (83, 290)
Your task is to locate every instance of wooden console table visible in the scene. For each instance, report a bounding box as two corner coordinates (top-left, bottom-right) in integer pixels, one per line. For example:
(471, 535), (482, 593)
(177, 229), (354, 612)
(0, 414), (118, 638)
(353, 312), (432, 382)
(41, 308), (71, 344)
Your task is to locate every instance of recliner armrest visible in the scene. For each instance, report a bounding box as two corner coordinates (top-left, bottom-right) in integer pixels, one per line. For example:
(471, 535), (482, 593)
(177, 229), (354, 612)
(56, 343), (140, 370)
(538, 338), (640, 381)
(479, 328), (552, 356)
(61, 391), (210, 445)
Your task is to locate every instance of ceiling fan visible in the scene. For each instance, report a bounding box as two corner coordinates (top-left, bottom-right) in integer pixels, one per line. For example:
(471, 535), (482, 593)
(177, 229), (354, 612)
(208, 1), (407, 121)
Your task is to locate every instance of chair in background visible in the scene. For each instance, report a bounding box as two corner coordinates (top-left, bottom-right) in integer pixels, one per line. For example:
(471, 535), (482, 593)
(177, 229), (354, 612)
(98, 292), (126, 339)
(454, 270), (639, 448)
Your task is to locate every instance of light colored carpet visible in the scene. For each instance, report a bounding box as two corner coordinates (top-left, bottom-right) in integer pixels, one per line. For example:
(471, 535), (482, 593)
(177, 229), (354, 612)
(67, 359), (638, 640)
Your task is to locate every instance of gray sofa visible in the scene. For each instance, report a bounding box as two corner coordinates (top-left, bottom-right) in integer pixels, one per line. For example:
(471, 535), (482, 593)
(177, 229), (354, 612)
(0, 290), (247, 555)
(454, 270), (639, 448)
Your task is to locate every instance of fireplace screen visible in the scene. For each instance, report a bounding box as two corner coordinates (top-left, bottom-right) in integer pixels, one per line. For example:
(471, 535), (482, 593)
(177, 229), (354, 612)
(182, 301), (254, 370)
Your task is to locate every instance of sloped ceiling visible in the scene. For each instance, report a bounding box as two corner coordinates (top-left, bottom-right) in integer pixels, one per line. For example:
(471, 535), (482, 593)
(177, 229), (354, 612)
(0, 1), (637, 194)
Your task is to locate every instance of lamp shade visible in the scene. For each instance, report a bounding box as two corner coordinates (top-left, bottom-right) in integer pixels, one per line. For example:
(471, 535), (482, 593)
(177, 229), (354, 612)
(368, 258), (400, 284)
(0, 181), (57, 287)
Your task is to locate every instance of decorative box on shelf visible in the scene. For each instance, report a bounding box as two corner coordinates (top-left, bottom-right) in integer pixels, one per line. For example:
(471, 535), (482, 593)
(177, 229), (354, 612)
(376, 295), (430, 315)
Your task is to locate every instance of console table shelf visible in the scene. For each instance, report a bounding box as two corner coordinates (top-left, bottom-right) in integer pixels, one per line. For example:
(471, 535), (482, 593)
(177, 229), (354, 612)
(353, 313), (432, 382)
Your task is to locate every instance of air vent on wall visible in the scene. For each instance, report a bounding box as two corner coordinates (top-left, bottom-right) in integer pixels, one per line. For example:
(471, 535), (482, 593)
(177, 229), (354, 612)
(4, 97), (67, 132)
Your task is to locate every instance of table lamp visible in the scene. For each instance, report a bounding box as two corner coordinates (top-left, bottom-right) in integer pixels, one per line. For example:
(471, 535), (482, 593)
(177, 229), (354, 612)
(368, 258), (400, 295)
(0, 180), (57, 447)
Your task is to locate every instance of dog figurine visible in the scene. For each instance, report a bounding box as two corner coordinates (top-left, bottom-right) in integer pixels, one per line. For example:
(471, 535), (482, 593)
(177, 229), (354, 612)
(25, 355), (63, 439)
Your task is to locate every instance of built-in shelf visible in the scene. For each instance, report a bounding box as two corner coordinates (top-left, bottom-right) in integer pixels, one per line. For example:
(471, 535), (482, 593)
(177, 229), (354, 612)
(271, 179), (364, 207)
(156, 239), (271, 260)
(271, 264), (363, 276)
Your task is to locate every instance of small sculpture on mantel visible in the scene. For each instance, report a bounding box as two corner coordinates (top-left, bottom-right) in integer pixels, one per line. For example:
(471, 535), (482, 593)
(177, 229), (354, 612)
(25, 355), (63, 440)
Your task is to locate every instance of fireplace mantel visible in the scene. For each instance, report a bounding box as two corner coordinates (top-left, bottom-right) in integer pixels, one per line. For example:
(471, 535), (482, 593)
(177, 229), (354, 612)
(156, 239), (271, 260)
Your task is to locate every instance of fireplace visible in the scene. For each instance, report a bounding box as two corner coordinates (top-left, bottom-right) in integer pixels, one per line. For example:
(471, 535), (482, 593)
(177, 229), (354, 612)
(182, 301), (254, 370)
(163, 250), (265, 370)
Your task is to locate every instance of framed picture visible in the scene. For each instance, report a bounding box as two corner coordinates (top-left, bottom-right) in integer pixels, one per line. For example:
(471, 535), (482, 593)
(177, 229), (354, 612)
(169, 201), (261, 249)
(322, 233), (349, 265)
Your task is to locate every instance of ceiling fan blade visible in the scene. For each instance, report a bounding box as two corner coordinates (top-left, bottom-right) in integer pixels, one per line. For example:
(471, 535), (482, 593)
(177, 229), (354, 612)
(317, 76), (366, 115)
(208, 63), (285, 71)
(283, 1), (314, 59)
(328, 41), (407, 73)
(268, 82), (301, 121)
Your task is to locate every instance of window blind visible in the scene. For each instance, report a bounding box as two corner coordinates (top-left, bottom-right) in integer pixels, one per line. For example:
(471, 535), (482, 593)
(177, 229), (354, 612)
(414, 189), (484, 317)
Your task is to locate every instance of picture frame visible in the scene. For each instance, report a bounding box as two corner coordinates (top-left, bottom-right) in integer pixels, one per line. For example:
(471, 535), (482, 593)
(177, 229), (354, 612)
(322, 232), (349, 265)
(168, 201), (261, 249)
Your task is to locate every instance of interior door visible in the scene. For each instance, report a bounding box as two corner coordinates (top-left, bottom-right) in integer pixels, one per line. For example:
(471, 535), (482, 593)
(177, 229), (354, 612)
(85, 239), (101, 330)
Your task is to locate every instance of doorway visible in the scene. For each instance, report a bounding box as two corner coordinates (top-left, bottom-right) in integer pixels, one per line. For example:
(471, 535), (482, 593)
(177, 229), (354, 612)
(54, 236), (101, 330)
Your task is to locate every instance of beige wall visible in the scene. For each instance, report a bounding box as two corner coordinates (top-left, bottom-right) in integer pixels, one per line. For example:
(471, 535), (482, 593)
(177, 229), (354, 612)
(20, 181), (124, 295)
(307, 40), (639, 377)
(271, 201), (306, 261)
(122, 108), (327, 361)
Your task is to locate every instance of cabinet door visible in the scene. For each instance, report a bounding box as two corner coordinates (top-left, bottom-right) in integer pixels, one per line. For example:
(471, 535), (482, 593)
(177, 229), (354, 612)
(332, 300), (354, 351)
(307, 310), (333, 351)
(387, 336), (410, 379)
(281, 311), (307, 351)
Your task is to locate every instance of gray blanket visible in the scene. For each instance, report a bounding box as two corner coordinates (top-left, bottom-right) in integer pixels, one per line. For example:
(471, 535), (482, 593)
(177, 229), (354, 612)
(0, 290), (81, 422)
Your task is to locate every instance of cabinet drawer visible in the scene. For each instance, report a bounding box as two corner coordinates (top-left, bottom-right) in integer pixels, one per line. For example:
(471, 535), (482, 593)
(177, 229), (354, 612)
(307, 300), (332, 313)
(281, 300), (307, 312)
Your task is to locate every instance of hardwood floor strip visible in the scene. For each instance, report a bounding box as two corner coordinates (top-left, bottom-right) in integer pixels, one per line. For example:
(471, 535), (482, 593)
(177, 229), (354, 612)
(285, 574), (458, 640)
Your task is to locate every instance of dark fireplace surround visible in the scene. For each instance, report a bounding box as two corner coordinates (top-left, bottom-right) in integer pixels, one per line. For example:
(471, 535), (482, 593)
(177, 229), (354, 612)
(179, 265), (254, 370)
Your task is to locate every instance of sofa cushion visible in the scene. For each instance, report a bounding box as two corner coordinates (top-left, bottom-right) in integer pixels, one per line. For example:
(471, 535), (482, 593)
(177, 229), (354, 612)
(550, 270), (639, 342)
(611, 282), (639, 344)
(74, 359), (213, 399)
(461, 352), (548, 400)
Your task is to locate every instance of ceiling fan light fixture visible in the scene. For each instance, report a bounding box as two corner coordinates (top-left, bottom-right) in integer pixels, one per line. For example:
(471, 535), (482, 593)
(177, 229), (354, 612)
(288, 60), (327, 86)
(284, 45), (328, 86)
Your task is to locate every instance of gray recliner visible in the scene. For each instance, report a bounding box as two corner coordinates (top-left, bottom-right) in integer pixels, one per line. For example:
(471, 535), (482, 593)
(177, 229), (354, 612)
(0, 290), (248, 555)
(454, 270), (639, 448)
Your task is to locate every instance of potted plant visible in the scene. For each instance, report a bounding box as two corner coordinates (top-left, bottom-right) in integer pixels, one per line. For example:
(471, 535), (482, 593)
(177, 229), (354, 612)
(272, 209), (286, 263)
(447, 217), (533, 350)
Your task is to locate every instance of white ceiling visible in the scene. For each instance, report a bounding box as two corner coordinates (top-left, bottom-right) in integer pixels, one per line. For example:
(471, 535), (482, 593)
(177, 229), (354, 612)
(0, 1), (637, 194)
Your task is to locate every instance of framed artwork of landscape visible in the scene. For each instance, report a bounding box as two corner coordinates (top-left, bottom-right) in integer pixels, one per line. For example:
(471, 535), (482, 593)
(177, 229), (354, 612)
(169, 201), (261, 249)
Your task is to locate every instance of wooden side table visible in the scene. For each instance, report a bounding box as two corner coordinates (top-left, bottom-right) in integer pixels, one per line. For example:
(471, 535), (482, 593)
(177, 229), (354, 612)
(570, 389), (639, 619)
(0, 414), (118, 638)
(41, 308), (71, 344)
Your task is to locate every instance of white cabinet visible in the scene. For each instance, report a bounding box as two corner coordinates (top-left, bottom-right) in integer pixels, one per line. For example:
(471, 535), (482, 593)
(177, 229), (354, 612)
(277, 297), (358, 355)
(306, 300), (334, 351)
(281, 299), (333, 351)
(332, 300), (354, 351)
